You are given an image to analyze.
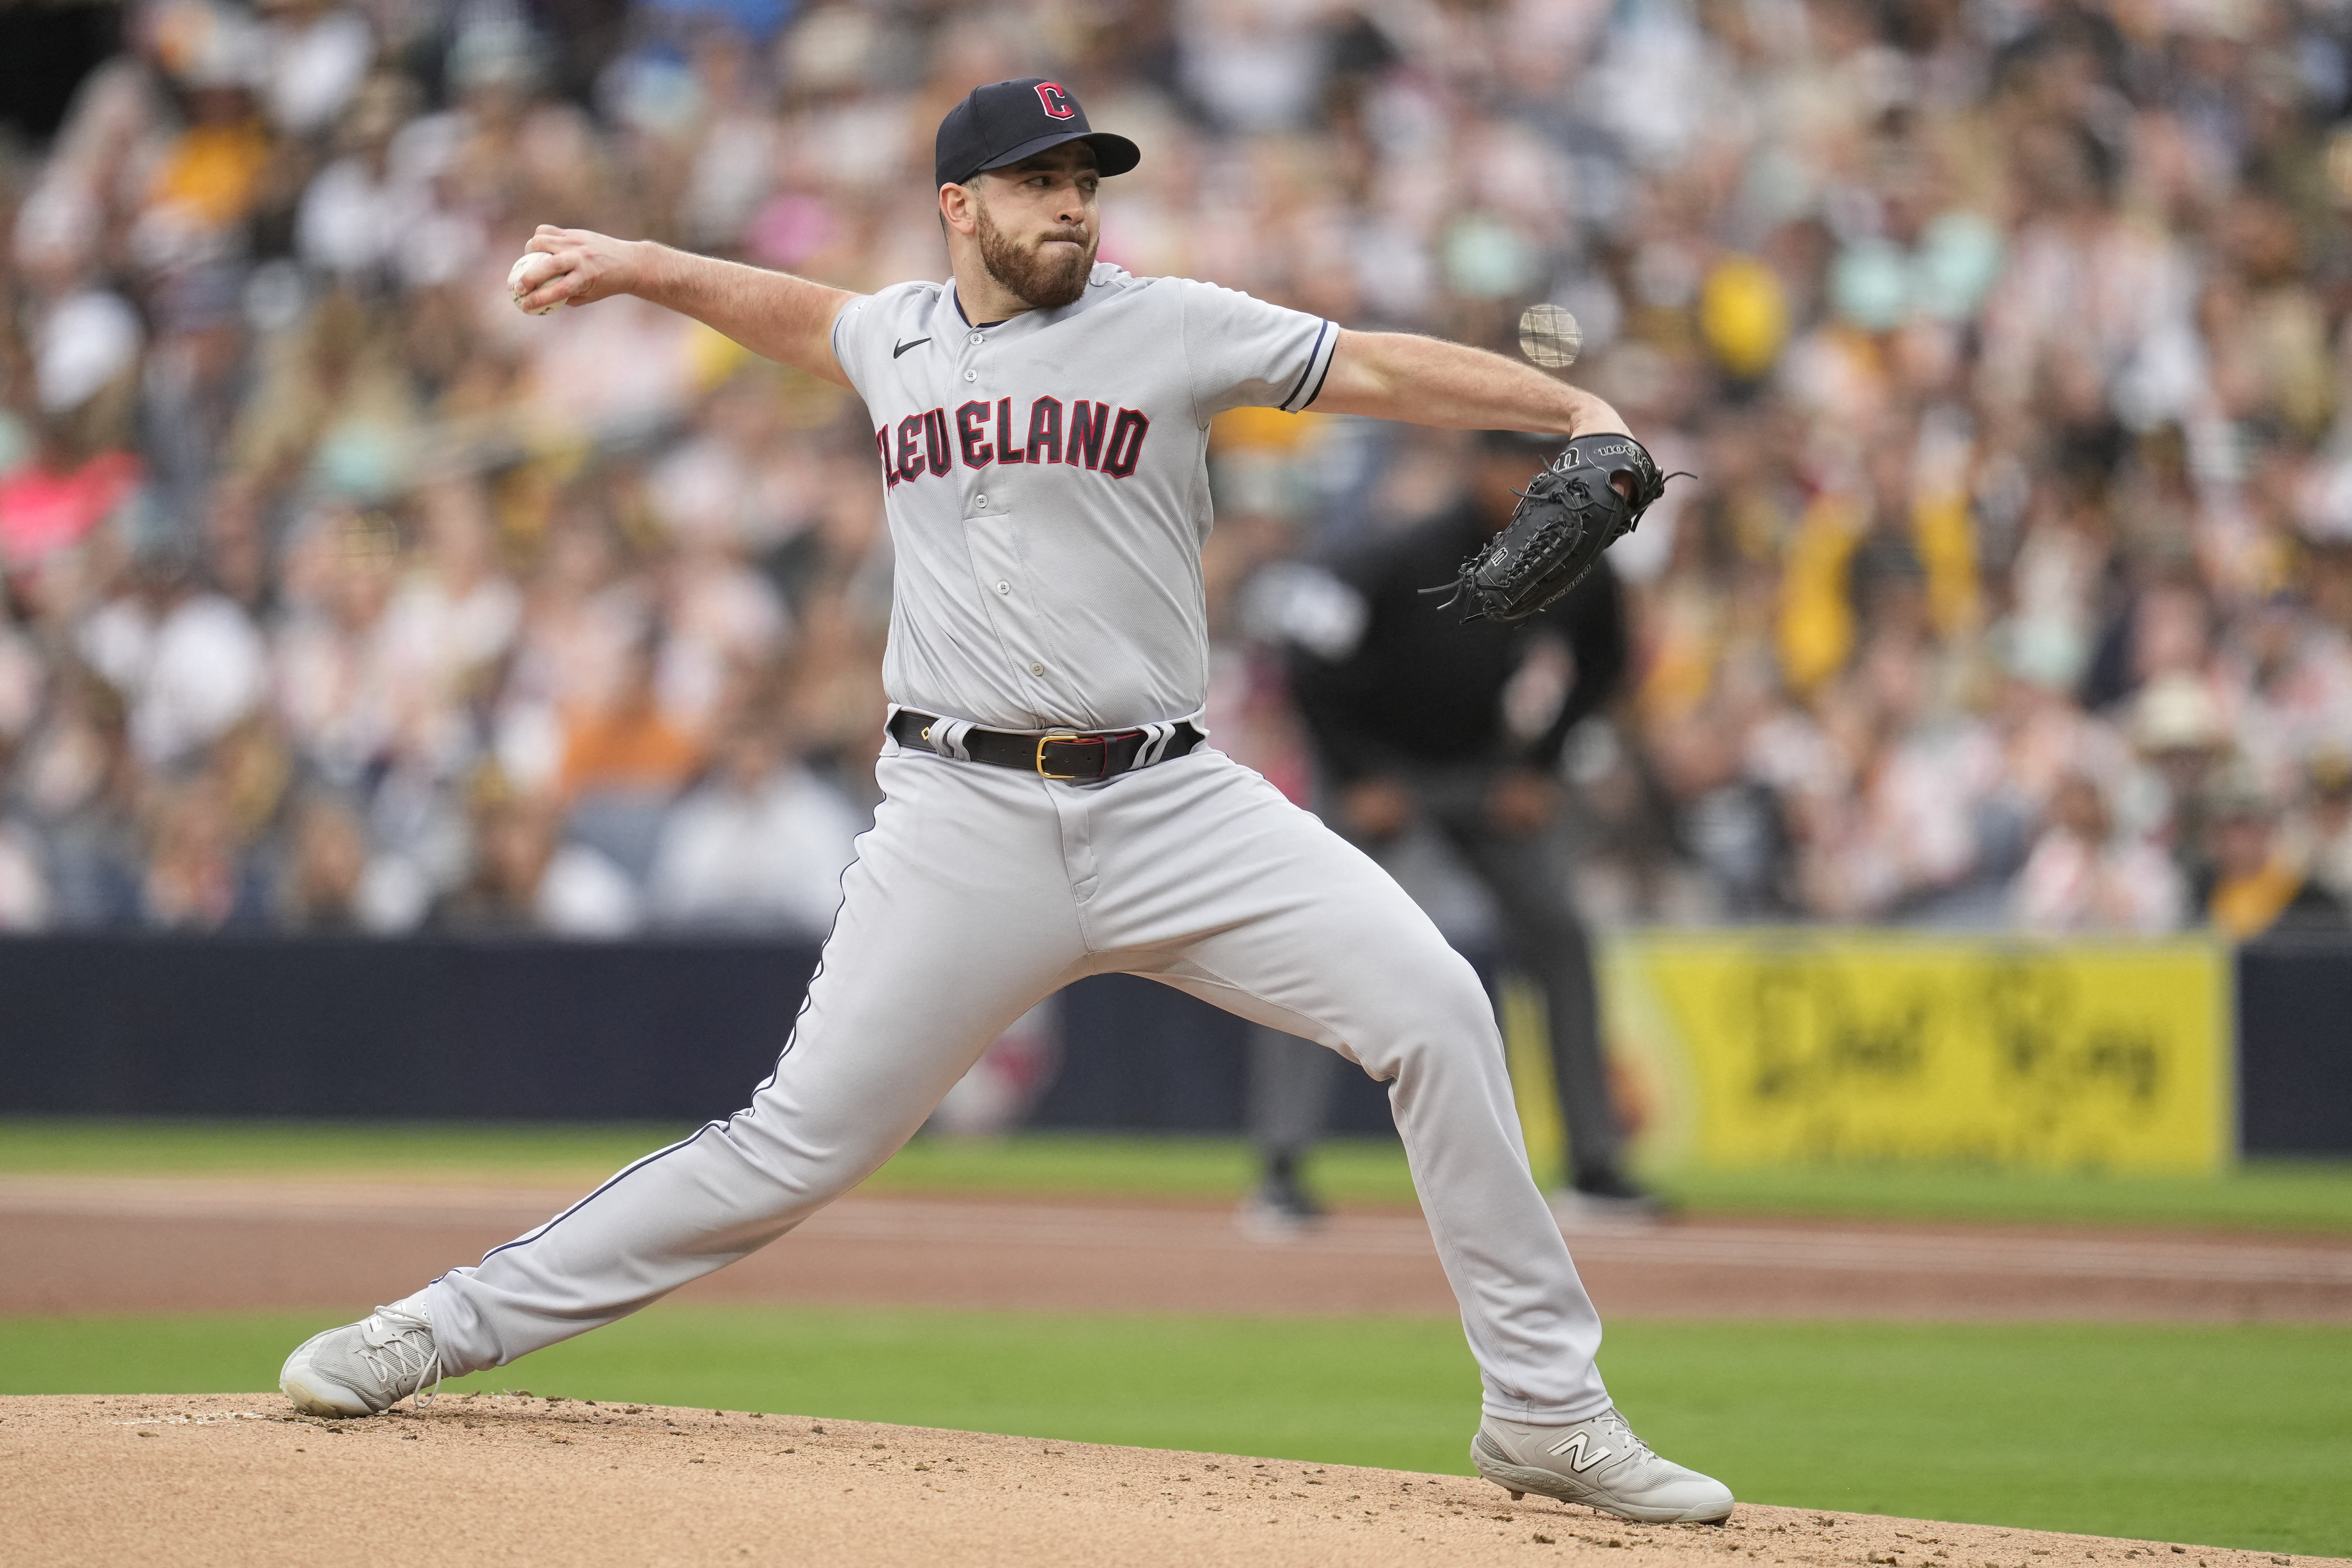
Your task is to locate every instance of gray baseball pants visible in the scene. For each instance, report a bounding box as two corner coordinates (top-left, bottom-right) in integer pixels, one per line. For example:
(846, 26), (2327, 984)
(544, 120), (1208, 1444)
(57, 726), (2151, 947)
(1251, 763), (1625, 1182)
(426, 741), (1612, 1423)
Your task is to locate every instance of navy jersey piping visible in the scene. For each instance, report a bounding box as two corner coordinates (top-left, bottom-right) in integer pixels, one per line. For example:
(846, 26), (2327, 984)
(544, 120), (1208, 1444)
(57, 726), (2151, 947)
(1299, 337), (1338, 412)
(1280, 319), (1333, 411)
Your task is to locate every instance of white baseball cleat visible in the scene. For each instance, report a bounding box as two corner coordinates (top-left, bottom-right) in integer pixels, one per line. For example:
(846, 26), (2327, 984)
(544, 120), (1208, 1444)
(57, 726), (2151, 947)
(280, 1291), (444, 1418)
(1473, 1407), (1735, 1524)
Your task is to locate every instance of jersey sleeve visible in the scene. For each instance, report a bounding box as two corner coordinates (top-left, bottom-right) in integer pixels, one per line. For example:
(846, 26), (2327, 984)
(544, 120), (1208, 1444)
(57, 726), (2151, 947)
(828, 291), (880, 402)
(1175, 279), (1339, 419)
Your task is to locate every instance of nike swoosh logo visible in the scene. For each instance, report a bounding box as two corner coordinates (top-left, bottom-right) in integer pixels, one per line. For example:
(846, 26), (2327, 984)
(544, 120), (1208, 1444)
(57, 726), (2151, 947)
(893, 338), (930, 358)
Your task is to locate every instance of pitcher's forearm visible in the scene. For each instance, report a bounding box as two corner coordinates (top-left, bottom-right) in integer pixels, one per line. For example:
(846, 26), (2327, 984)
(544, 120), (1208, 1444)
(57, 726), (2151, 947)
(1313, 330), (1630, 439)
(512, 225), (857, 388)
(631, 243), (856, 389)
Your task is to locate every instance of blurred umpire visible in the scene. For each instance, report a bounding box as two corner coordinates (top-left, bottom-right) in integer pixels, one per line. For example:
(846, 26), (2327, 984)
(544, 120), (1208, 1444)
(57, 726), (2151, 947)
(1249, 427), (1654, 1228)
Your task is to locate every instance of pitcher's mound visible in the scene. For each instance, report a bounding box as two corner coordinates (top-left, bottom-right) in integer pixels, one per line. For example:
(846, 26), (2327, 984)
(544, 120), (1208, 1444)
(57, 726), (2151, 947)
(0, 1394), (2319, 1568)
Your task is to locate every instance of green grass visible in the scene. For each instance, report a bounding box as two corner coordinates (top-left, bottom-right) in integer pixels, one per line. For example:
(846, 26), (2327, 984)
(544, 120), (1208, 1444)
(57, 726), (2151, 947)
(1653, 1162), (2352, 1233)
(2, 1309), (2343, 1556)
(0, 1118), (691, 1184)
(3, 1119), (2348, 1232)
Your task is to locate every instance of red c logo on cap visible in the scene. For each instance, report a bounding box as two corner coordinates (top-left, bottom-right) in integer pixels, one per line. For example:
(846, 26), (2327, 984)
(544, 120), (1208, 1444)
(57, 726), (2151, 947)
(1036, 82), (1075, 120)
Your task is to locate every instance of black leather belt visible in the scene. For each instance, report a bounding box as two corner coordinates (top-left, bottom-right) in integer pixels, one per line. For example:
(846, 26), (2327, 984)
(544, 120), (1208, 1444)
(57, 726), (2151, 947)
(889, 710), (1203, 781)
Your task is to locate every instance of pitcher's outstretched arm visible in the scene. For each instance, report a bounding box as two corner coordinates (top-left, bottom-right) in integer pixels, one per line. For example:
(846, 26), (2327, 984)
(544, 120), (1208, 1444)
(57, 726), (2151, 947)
(508, 224), (857, 390)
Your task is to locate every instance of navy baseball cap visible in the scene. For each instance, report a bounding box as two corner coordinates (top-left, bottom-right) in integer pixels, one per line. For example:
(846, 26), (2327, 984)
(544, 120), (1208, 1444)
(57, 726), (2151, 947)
(934, 77), (1141, 189)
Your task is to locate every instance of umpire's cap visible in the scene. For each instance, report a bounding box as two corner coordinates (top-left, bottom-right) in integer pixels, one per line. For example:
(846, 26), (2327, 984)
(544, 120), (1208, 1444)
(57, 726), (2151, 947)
(935, 77), (1141, 189)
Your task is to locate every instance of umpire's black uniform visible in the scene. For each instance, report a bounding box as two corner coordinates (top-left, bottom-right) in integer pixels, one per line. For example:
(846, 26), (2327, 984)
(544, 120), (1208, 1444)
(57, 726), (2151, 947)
(1248, 475), (1644, 1218)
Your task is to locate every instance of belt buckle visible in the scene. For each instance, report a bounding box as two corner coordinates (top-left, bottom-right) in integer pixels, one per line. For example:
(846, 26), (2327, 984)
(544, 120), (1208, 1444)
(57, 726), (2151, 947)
(1036, 732), (1105, 780)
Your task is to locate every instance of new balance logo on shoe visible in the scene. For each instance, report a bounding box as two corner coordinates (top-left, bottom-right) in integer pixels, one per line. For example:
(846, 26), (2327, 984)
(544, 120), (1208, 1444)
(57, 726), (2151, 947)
(1545, 1431), (1614, 1472)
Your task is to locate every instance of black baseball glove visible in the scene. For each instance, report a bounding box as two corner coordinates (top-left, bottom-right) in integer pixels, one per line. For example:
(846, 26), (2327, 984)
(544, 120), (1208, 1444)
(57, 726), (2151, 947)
(1427, 434), (1673, 624)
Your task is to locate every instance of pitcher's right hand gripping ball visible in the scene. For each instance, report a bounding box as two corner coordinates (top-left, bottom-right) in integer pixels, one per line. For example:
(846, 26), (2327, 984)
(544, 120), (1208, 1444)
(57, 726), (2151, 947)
(507, 227), (630, 316)
(1431, 435), (1671, 624)
(508, 251), (564, 314)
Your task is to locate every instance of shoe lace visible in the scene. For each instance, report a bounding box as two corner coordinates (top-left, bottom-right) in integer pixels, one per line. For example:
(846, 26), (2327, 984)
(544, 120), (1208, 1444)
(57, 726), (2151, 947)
(360, 1305), (443, 1412)
(1593, 1408), (1652, 1458)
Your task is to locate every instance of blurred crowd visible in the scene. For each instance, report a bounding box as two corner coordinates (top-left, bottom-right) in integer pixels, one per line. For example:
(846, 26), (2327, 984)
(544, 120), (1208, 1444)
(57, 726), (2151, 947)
(4, 0), (2352, 939)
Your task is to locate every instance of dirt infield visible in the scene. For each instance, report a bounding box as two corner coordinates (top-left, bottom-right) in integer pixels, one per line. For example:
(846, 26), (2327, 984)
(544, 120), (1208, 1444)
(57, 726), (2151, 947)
(5, 1177), (2350, 1321)
(5, 1393), (2336, 1568)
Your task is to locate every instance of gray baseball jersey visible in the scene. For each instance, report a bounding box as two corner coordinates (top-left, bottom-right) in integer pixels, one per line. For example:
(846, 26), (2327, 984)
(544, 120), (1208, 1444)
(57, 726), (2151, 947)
(830, 264), (1338, 732)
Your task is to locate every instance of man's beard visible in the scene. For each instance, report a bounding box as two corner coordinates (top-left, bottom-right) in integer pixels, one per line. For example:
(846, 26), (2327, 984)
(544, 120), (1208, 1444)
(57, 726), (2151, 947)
(975, 199), (1096, 310)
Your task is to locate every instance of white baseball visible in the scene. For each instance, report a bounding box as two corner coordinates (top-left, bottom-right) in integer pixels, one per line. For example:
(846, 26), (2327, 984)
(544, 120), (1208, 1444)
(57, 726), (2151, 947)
(1517, 302), (1583, 369)
(508, 252), (565, 316)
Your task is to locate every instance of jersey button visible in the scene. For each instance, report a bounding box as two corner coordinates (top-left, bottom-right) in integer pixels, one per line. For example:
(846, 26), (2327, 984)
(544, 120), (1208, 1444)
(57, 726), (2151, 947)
(968, 331), (985, 344)
(1029, 662), (1045, 676)
(994, 580), (1011, 594)
(962, 369), (977, 382)
(975, 494), (988, 508)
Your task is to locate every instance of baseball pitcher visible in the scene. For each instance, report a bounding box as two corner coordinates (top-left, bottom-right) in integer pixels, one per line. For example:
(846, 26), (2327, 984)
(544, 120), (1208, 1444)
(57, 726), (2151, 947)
(278, 77), (1716, 1524)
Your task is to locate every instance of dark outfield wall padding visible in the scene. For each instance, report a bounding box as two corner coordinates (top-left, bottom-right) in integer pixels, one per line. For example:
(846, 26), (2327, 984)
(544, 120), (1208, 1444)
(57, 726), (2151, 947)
(0, 938), (1400, 1135)
(0, 936), (821, 1122)
(17, 934), (2346, 1152)
(1032, 974), (1250, 1131)
(2236, 938), (2352, 1156)
(1034, 973), (1399, 1137)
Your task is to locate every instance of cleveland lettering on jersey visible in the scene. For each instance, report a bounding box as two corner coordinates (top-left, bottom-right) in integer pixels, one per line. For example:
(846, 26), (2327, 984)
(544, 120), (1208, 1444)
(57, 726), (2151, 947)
(879, 396), (1145, 483)
(1024, 397), (1062, 464)
(1102, 408), (1148, 479)
(1067, 400), (1108, 469)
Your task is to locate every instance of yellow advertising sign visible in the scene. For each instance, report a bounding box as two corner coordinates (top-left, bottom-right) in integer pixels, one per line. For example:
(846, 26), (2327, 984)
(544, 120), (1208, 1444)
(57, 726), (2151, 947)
(1600, 933), (2232, 1175)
